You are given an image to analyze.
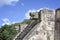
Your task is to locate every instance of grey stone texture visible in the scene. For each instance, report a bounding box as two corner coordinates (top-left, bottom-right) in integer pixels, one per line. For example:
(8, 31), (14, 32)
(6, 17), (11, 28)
(23, 8), (55, 40)
(15, 8), (60, 40)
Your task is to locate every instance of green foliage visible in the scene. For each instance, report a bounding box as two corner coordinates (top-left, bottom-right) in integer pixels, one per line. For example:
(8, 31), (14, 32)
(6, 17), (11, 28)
(11, 23), (20, 26)
(0, 19), (32, 40)
(21, 19), (32, 24)
(0, 24), (18, 40)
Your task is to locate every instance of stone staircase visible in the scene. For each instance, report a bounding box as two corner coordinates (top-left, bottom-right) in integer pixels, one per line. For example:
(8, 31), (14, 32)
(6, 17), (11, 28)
(23, 22), (40, 40)
(15, 20), (38, 40)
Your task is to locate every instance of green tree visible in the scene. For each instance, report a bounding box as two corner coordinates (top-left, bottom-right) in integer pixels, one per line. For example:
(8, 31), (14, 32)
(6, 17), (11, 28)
(0, 19), (32, 40)
(21, 19), (32, 24)
(0, 24), (17, 40)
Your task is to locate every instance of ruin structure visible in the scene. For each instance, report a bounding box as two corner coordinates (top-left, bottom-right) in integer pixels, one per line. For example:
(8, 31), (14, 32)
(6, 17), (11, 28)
(15, 8), (60, 40)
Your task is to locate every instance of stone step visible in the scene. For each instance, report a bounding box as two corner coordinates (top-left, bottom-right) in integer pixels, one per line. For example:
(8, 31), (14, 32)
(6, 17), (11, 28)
(15, 20), (38, 40)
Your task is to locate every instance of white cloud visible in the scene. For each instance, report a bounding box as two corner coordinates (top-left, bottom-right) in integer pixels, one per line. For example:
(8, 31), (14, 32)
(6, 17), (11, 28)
(21, 3), (24, 6)
(12, 21), (19, 24)
(25, 9), (40, 19)
(2, 18), (11, 26)
(2, 18), (19, 26)
(25, 10), (31, 19)
(24, 8), (53, 19)
(12, 21), (16, 24)
(0, 0), (19, 6)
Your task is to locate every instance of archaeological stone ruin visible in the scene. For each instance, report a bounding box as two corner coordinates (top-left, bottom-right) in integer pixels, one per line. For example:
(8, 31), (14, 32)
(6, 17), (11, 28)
(15, 8), (60, 40)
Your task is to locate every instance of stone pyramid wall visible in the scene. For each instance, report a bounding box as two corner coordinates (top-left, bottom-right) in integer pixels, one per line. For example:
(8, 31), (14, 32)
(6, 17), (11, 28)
(23, 8), (55, 40)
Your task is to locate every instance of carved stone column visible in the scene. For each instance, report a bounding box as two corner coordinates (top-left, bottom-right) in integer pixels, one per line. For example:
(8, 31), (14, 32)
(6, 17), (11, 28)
(55, 8), (60, 40)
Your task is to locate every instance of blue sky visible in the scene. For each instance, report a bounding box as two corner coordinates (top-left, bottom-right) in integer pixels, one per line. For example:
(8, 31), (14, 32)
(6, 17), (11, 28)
(0, 0), (60, 27)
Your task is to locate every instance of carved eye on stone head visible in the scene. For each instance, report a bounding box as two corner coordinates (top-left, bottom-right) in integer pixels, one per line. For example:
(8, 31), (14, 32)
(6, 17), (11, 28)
(56, 8), (60, 13)
(30, 12), (35, 17)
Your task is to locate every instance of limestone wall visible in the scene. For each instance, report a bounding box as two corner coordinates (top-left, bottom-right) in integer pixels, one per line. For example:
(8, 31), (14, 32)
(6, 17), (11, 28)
(23, 8), (55, 40)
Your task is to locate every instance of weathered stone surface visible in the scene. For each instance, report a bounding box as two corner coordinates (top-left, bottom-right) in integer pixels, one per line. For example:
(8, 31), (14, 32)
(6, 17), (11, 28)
(55, 8), (60, 40)
(14, 8), (60, 40)
(20, 24), (28, 32)
(23, 8), (55, 40)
